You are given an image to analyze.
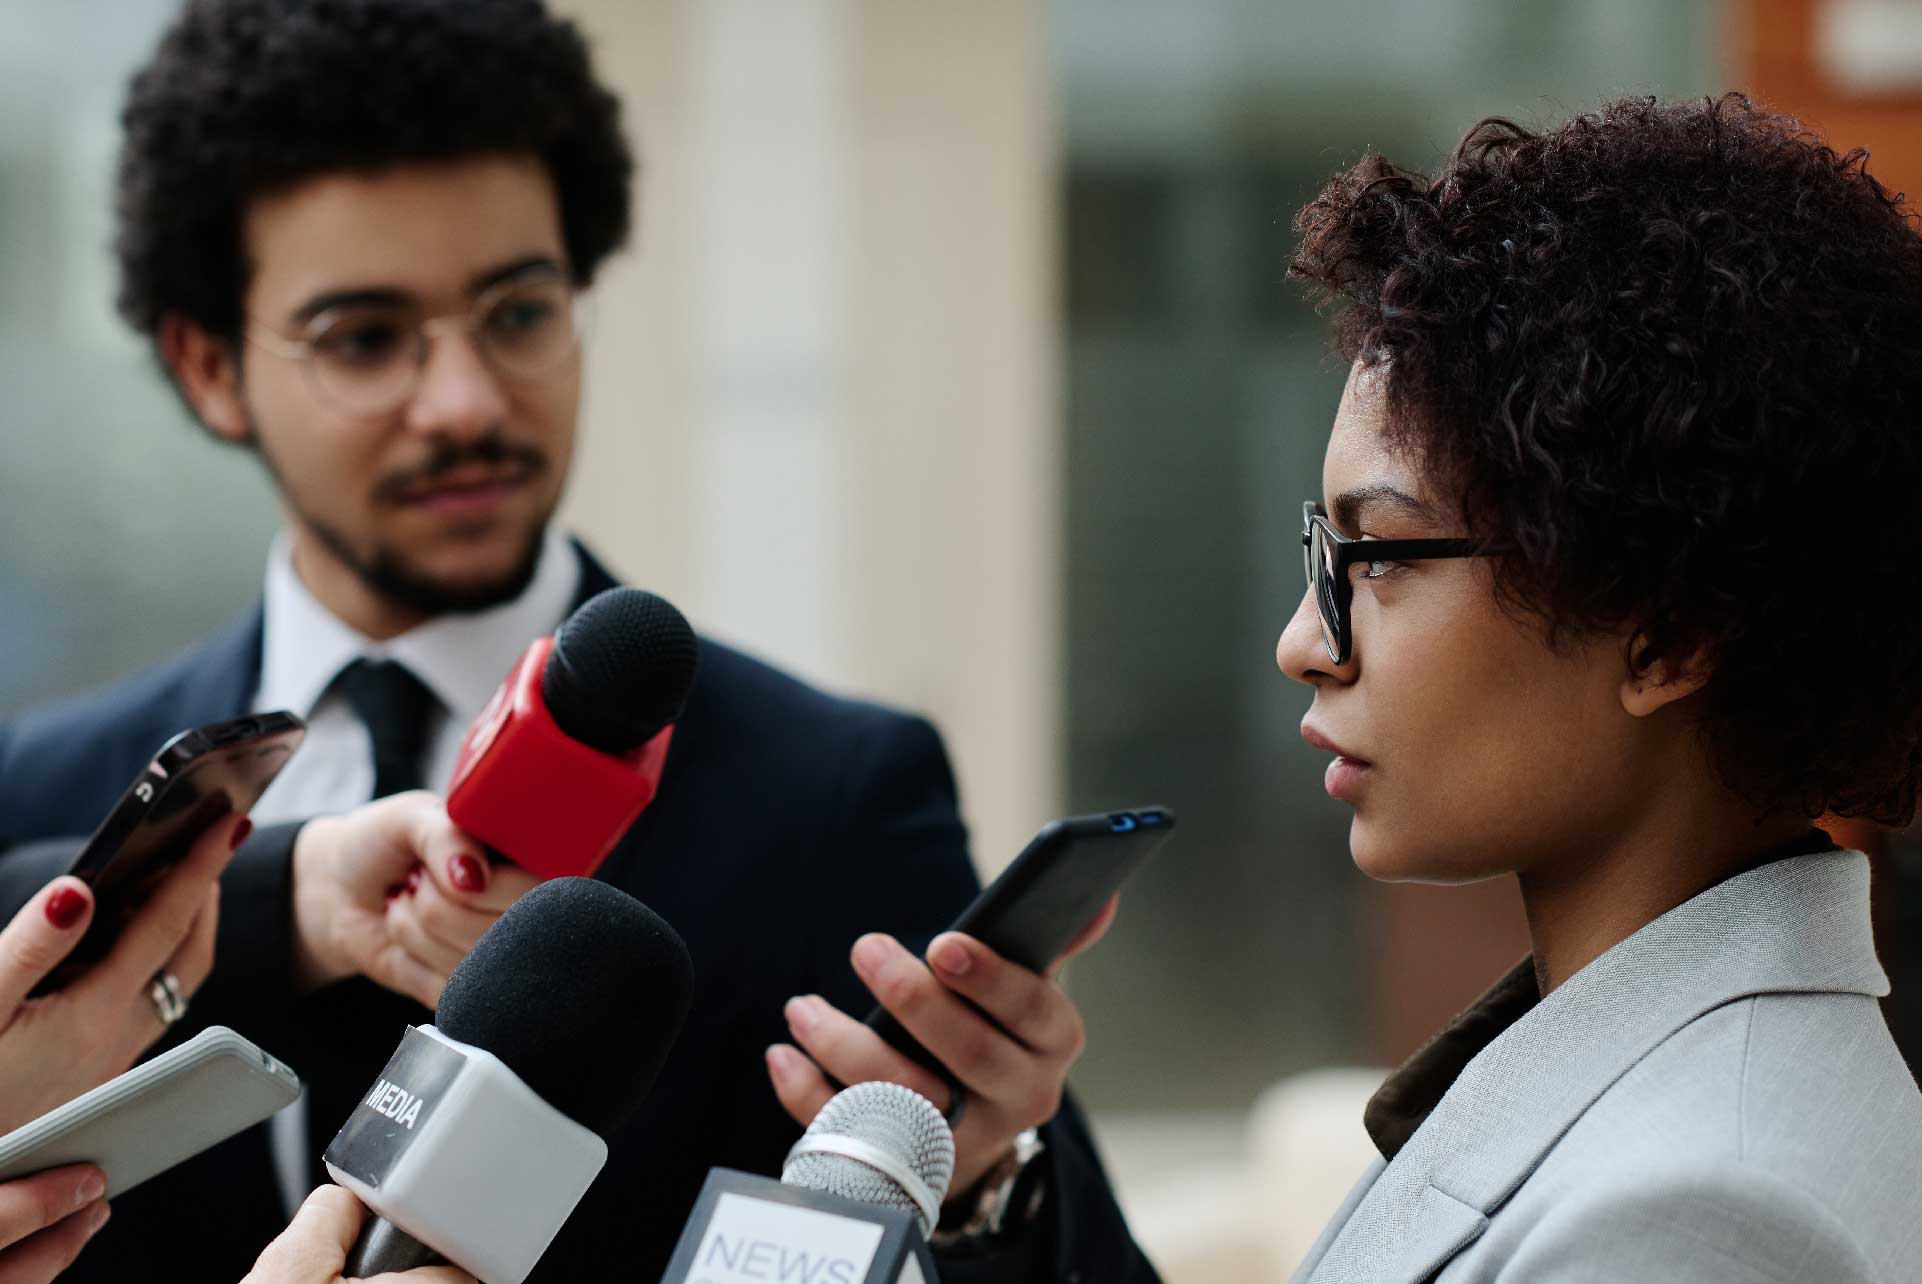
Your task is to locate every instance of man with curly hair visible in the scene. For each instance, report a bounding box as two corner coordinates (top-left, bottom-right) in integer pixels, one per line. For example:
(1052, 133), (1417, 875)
(0, 2), (1153, 1281)
(1280, 94), (1922, 1281)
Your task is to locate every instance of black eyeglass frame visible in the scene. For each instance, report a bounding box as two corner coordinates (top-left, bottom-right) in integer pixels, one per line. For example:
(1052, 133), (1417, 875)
(1301, 500), (1485, 665)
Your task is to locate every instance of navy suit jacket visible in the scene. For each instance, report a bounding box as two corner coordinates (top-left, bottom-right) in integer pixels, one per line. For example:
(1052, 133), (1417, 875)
(0, 544), (1157, 1284)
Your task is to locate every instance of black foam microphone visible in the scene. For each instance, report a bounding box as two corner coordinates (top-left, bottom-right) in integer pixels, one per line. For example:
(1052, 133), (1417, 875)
(542, 587), (701, 756)
(327, 878), (695, 1283)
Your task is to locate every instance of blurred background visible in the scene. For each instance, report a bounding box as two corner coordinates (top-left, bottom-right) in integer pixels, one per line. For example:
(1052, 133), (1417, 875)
(2, 1), (1916, 1278)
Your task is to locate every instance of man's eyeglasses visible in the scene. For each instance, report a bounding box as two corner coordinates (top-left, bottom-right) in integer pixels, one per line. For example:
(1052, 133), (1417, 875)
(1301, 500), (1486, 664)
(248, 269), (588, 417)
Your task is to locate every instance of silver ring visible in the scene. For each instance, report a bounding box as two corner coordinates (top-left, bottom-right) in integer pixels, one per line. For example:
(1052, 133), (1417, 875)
(147, 971), (187, 1027)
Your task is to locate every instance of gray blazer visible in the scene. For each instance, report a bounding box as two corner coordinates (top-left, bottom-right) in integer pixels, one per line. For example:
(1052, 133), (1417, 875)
(1294, 852), (1922, 1283)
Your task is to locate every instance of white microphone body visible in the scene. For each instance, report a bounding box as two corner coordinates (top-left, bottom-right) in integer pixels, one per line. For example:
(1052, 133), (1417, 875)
(324, 1024), (607, 1284)
(657, 1170), (938, 1284)
(659, 1082), (953, 1284)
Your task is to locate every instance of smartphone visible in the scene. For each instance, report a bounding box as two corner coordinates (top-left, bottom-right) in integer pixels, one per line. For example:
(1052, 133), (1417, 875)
(864, 806), (1176, 1075)
(35, 712), (305, 995)
(0, 1025), (301, 1200)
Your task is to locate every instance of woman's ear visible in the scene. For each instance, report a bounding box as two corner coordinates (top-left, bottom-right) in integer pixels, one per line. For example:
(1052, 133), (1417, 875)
(1620, 633), (1712, 717)
(158, 312), (254, 445)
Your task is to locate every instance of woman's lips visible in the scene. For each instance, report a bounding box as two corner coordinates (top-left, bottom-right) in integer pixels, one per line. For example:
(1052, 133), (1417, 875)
(1323, 756), (1371, 800)
(1301, 722), (1373, 800)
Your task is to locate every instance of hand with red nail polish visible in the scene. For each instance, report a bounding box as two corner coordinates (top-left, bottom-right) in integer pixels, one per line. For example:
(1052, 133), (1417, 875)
(0, 812), (243, 1135)
(290, 792), (536, 1010)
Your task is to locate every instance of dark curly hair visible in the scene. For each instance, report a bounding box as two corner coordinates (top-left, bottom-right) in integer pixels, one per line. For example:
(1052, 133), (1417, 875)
(115, 0), (632, 343)
(1291, 93), (1922, 826)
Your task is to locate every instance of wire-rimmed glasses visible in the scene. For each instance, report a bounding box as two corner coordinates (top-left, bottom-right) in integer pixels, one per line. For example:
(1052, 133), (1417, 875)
(248, 268), (588, 417)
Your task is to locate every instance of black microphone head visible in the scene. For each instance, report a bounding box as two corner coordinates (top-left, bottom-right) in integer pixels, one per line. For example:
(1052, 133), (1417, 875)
(540, 588), (700, 755)
(435, 877), (695, 1138)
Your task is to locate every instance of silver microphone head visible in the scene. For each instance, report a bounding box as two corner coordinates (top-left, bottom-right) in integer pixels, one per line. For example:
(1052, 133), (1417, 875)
(781, 1082), (956, 1237)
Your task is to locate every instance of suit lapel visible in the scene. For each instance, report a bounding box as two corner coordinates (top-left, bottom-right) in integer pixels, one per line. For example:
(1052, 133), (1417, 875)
(1296, 852), (1885, 1284)
(182, 605), (265, 720)
(567, 538), (621, 610)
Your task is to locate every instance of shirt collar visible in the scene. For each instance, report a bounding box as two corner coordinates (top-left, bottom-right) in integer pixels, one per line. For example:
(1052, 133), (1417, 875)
(255, 526), (581, 724)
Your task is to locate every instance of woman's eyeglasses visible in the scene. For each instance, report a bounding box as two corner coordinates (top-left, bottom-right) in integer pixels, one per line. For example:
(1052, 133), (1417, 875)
(1301, 500), (1486, 664)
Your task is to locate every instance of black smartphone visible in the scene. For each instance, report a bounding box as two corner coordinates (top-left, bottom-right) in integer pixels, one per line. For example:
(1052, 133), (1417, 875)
(863, 806), (1176, 1076)
(34, 712), (306, 995)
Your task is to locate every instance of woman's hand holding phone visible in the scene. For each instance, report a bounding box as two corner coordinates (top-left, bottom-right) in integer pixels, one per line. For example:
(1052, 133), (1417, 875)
(0, 813), (245, 1135)
(764, 896), (1121, 1209)
(0, 813), (243, 1280)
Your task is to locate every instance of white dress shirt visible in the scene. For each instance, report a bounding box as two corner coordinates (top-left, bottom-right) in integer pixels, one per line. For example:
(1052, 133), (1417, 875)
(246, 525), (580, 1213)
(250, 526), (581, 824)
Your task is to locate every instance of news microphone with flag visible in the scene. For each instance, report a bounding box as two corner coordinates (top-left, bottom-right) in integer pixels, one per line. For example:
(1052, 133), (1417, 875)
(659, 1081), (954, 1284)
(447, 587), (700, 879)
(327, 877), (695, 1284)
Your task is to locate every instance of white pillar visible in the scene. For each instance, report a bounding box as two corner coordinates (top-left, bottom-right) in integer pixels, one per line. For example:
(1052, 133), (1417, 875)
(557, 0), (1058, 875)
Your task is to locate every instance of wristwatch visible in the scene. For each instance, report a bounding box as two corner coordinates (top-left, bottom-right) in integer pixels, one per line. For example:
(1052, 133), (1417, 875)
(930, 1127), (1049, 1251)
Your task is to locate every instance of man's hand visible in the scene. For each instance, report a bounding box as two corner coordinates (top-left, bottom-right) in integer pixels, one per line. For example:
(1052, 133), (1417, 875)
(242, 1185), (473, 1284)
(289, 793), (539, 1008)
(764, 896), (1119, 1206)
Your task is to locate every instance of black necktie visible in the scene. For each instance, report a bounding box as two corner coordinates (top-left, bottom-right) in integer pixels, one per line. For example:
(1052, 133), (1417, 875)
(332, 658), (439, 798)
(300, 658), (441, 1185)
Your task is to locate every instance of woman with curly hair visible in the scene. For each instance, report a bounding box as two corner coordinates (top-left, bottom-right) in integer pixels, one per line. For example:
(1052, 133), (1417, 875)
(1279, 94), (1922, 1283)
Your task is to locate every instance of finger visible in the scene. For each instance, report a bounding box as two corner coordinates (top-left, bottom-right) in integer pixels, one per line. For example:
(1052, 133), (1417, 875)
(245, 1183), (356, 1280)
(927, 932), (1086, 1057)
(88, 814), (243, 999)
(363, 1267), (478, 1283)
(764, 1044), (838, 1128)
(361, 941), (447, 1010)
(249, 1187), (477, 1284)
(408, 805), (534, 914)
(122, 887), (221, 1064)
(1050, 894), (1121, 975)
(851, 936), (1039, 1099)
(0, 1166), (105, 1256)
(0, 879), (94, 1016)
(400, 876), (502, 958)
(383, 895), (469, 982)
(780, 992), (954, 1110)
(0, 1202), (110, 1284)
(167, 885), (221, 999)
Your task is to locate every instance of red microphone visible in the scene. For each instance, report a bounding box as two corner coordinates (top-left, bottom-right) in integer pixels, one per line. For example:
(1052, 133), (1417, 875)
(447, 589), (700, 879)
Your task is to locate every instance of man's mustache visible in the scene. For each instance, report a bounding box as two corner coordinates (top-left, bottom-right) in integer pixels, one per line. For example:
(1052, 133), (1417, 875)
(373, 435), (549, 504)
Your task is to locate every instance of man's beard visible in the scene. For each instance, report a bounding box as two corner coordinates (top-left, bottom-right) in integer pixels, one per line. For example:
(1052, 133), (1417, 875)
(254, 419), (556, 618)
(303, 511), (549, 617)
